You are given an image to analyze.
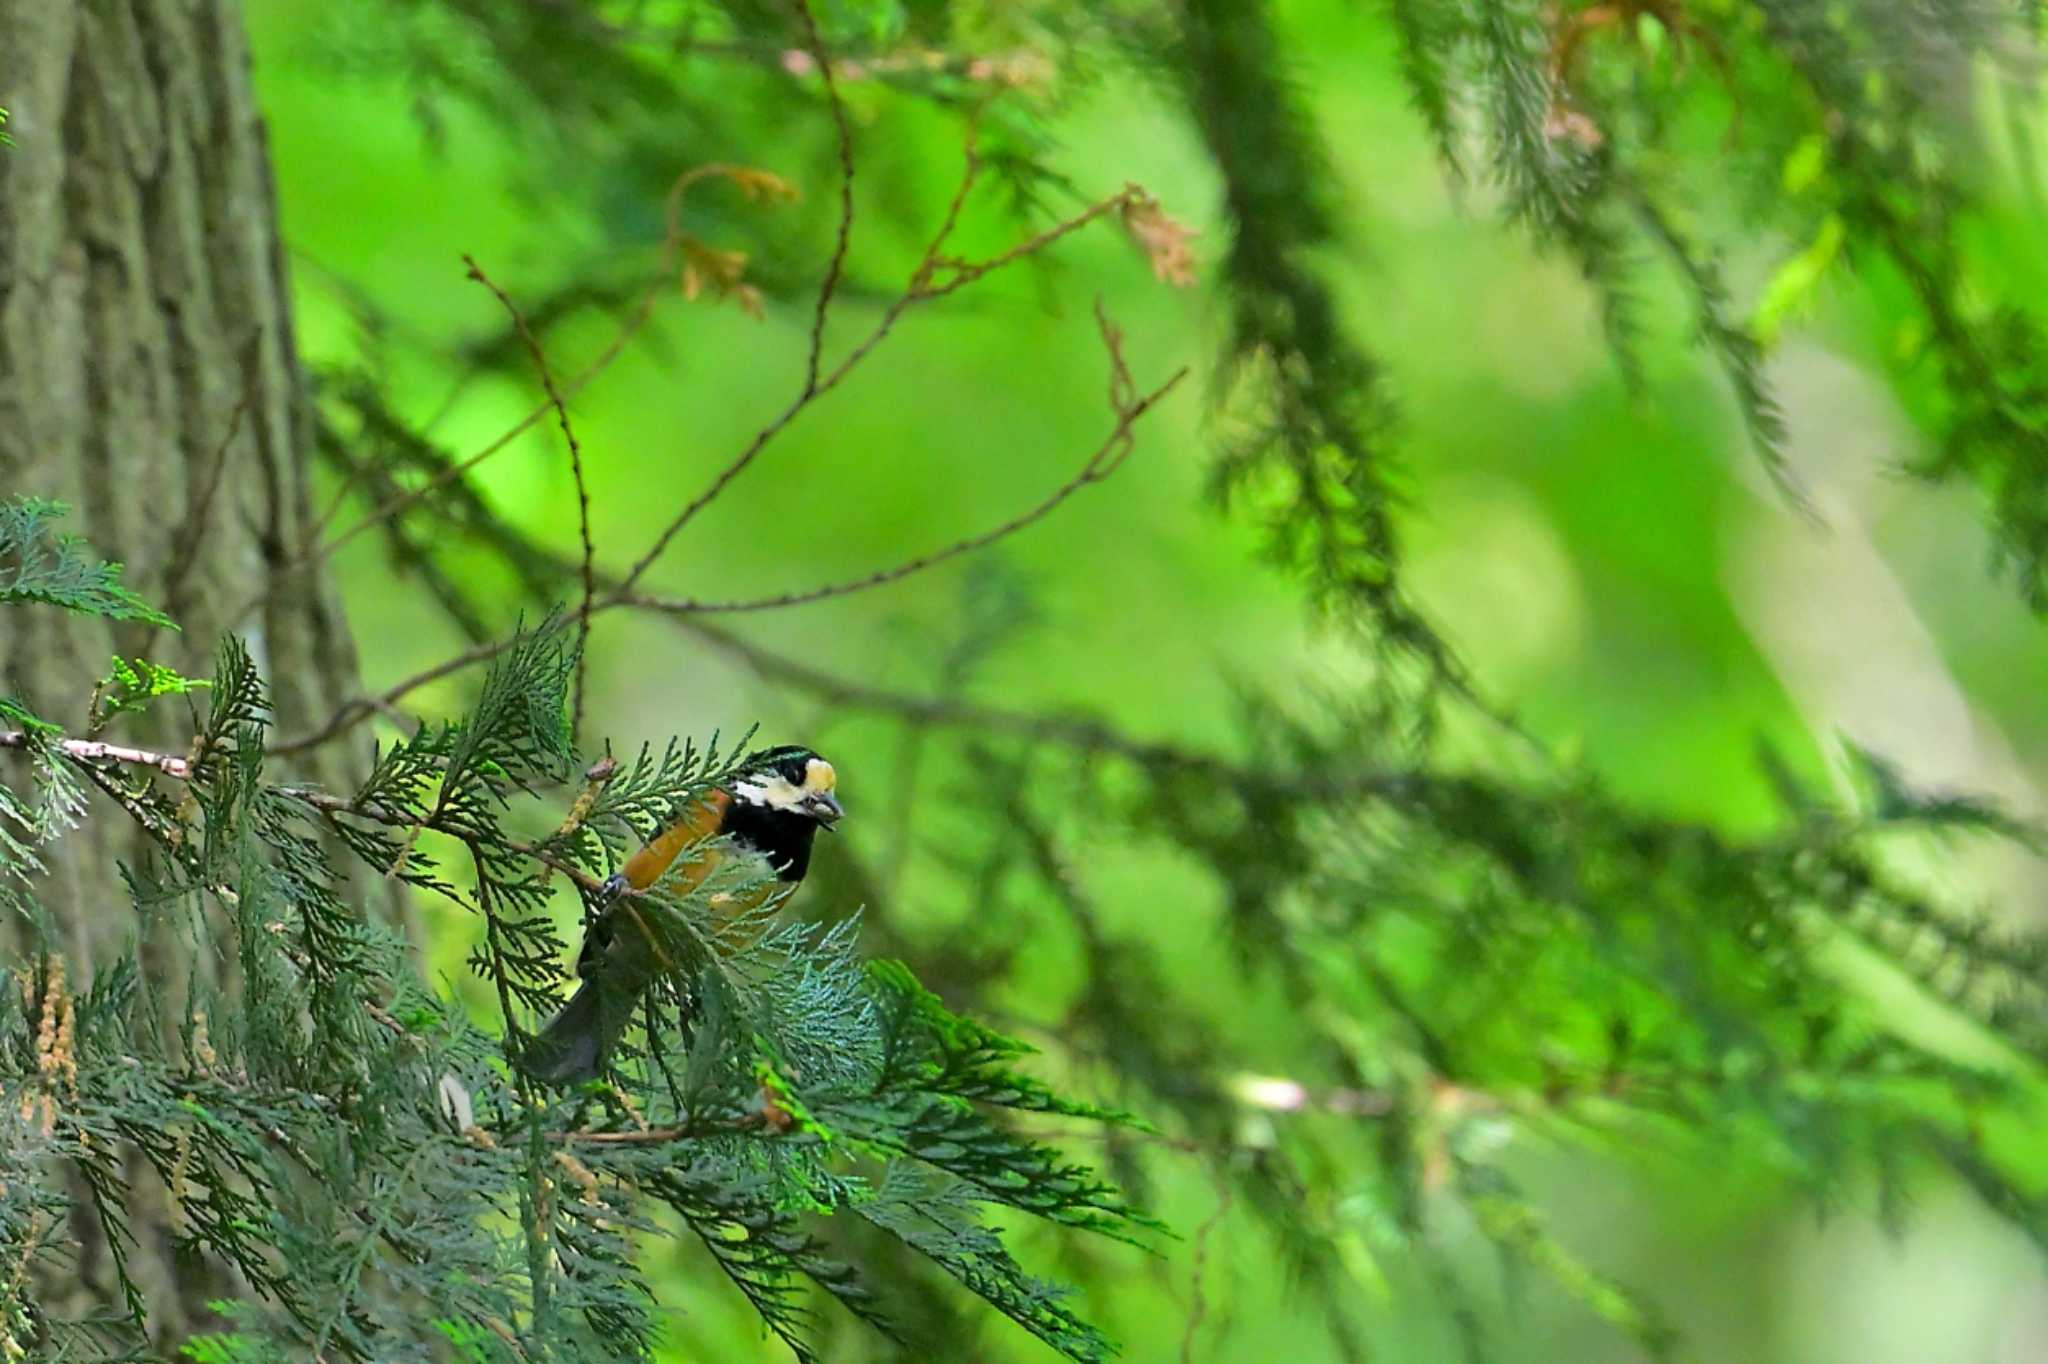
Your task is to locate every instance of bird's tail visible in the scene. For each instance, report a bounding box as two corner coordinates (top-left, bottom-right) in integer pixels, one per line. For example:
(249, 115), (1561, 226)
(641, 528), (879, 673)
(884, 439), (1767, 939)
(521, 977), (616, 1086)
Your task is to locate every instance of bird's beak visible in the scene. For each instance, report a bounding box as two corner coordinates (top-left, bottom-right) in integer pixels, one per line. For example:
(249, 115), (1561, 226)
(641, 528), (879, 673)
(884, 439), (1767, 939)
(805, 791), (845, 827)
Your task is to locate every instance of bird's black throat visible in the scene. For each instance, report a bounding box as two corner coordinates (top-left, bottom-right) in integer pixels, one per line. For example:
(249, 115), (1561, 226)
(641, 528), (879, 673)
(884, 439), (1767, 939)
(721, 798), (824, 882)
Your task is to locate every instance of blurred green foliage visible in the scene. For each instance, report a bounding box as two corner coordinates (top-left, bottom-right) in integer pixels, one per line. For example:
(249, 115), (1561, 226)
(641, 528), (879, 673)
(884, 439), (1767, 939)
(196, 0), (2048, 1358)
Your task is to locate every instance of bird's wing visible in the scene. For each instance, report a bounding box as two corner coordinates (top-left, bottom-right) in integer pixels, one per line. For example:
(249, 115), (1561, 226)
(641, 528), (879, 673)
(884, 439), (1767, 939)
(618, 788), (732, 895)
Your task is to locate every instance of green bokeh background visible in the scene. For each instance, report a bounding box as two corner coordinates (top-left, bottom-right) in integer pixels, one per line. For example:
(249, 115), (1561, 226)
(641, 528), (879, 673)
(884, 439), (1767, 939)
(240, 3), (2048, 1358)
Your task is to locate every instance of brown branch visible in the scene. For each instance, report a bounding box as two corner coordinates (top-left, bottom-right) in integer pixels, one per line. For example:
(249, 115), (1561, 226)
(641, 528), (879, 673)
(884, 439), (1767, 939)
(612, 158), (865, 598)
(795, 181), (1142, 414)
(274, 782), (610, 896)
(1, 723), (610, 908)
(0, 731), (192, 779)
(548, 1111), (783, 1144)
(928, 113), (984, 257)
(0, 726), (610, 896)
(308, 160), (774, 586)
(295, 128), (1137, 635)
(914, 187), (1139, 302)
(1180, 1175), (1233, 1364)
(463, 254), (602, 747)
(262, 123), (1157, 732)
(283, 514), (1237, 776)
(614, 390), (800, 597)
(269, 635), (517, 756)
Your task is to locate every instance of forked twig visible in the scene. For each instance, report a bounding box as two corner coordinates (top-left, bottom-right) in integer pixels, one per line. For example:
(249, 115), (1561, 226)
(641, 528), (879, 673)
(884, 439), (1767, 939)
(275, 311), (1183, 754)
(610, 7), (862, 599)
(260, 281), (663, 624)
(620, 318), (1186, 617)
(282, 158), (777, 597)
(615, 162), (1147, 599)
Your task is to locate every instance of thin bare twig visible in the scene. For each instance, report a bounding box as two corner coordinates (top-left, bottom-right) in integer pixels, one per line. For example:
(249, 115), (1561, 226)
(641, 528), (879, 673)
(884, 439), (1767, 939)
(305, 283), (661, 581)
(471, 844), (529, 1043)
(1181, 1176), (1234, 1364)
(797, 180), (1140, 409)
(308, 159), (774, 581)
(165, 332), (262, 604)
(928, 112), (985, 257)
(793, 0), (855, 398)
(668, 617), (1269, 780)
(463, 254), (602, 747)
(612, 367), (800, 600)
(274, 126), (1147, 656)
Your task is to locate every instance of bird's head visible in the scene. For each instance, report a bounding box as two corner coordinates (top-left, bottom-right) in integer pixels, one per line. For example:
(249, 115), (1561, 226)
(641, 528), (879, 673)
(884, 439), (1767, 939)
(728, 745), (844, 828)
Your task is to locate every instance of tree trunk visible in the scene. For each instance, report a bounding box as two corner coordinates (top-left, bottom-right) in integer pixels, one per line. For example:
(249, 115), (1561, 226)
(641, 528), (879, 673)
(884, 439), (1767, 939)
(0, 0), (365, 1340)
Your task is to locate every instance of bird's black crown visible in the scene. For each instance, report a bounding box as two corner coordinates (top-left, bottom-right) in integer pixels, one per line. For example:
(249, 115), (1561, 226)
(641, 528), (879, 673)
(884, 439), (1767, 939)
(743, 744), (827, 784)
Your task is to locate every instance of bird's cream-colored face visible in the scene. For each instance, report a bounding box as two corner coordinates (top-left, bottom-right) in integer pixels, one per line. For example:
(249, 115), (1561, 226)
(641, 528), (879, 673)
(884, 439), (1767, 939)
(731, 754), (842, 823)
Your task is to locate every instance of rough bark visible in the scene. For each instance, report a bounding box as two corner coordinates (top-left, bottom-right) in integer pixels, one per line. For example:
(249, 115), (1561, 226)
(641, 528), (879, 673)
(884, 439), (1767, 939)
(0, 0), (365, 1340)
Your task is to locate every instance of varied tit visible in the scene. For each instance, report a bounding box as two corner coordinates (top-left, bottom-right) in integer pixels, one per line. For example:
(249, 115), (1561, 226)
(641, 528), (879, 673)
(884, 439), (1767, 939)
(522, 745), (843, 1086)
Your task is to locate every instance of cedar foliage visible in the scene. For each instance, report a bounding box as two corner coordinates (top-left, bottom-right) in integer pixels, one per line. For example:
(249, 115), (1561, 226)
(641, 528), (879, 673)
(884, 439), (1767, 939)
(0, 504), (1154, 1361)
(10, 1), (2048, 1361)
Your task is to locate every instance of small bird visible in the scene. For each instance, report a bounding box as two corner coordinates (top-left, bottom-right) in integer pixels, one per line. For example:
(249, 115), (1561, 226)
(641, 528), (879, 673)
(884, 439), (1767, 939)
(522, 744), (844, 1086)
